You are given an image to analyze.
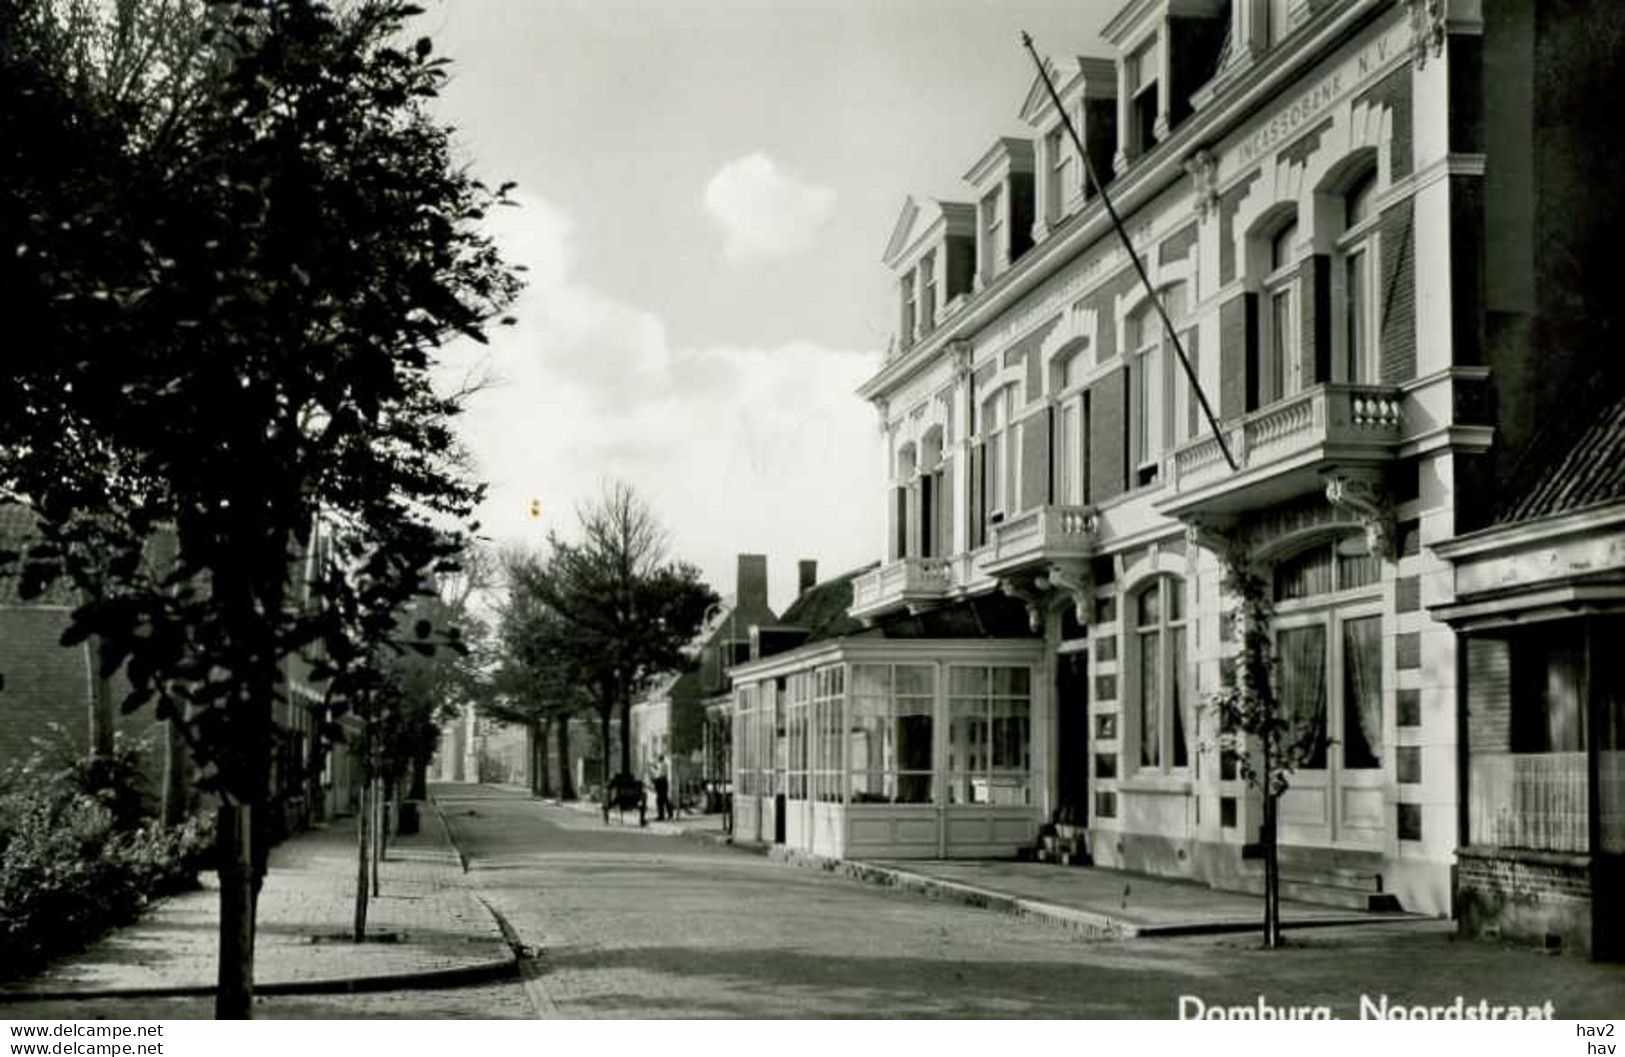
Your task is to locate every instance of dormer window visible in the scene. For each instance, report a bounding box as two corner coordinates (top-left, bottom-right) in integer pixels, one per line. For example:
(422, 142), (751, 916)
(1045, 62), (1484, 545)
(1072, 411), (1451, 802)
(899, 274), (917, 351)
(920, 251), (938, 333)
(980, 188), (1003, 281)
(883, 197), (977, 351)
(1267, 0), (1294, 47)
(1128, 35), (1160, 157)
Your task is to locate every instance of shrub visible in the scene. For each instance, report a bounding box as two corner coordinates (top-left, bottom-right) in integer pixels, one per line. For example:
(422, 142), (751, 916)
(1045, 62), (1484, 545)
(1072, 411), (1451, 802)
(0, 734), (210, 979)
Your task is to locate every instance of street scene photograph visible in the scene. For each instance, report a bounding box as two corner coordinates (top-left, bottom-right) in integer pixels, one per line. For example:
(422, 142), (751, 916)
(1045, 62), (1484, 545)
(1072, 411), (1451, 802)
(2, 0), (1624, 1036)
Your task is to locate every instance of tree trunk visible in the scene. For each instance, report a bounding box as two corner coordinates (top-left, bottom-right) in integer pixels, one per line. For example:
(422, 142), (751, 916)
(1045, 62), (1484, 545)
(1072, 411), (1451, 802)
(531, 720), (550, 797)
(618, 696), (632, 778)
(599, 707), (612, 790)
(354, 778), (370, 942)
(408, 756), (429, 801)
(370, 777), (383, 897)
(162, 717), (190, 826)
(1262, 740), (1281, 949)
(215, 803), (255, 1019)
(380, 776), (394, 859)
(556, 717), (576, 801)
(87, 638), (115, 759)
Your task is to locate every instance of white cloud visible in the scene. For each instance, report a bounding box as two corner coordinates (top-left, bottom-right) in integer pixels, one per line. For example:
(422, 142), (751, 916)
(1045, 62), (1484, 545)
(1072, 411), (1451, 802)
(440, 193), (881, 610)
(702, 153), (837, 260)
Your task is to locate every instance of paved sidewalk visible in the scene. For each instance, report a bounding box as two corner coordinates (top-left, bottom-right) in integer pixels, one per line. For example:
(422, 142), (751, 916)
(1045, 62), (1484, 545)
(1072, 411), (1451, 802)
(0, 798), (513, 1000)
(825, 858), (1430, 937)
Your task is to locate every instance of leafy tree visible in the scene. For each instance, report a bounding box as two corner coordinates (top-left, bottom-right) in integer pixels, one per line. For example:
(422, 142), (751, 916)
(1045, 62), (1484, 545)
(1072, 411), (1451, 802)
(484, 546), (592, 799)
(1202, 547), (1323, 949)
(382, 543), (494, 803)
(524, 484), (716, 791)
(0, 0), (519, 1017)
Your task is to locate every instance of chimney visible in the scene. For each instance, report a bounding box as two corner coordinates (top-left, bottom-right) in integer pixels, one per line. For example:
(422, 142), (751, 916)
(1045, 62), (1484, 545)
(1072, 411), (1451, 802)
(736, 553), (769, 616)
(798, 559), (818, 597)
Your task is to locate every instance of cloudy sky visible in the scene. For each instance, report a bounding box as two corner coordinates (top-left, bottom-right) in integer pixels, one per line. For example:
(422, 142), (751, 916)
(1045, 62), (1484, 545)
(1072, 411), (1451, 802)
(427, 0), (1114, 611)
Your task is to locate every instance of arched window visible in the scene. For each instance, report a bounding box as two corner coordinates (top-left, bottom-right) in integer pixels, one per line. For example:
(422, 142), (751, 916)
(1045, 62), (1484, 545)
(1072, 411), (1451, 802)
(1264, 215), (1301, 403)
(1340, 166), (1380, 383)
(1272, 534), (1385, 777)
(1132, 575), (1189, 771)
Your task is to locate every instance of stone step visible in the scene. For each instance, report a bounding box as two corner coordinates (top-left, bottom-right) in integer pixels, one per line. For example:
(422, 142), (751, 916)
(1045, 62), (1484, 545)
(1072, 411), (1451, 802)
(1233, 871), (1403, 912)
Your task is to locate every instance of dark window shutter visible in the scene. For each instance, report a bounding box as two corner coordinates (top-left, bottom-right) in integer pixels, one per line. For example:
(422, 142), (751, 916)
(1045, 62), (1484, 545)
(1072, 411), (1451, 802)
(1219, 291), (1258, 417)
(1301, 254), (1331, 384)
(920, 474), (935, 558)
(1088, 365), (1129, 505)
(1379, 199), (1417, 383)
(1021, 412), (1050, 512)
(894, 486), (907, 559)
(969, 444), (985, 548)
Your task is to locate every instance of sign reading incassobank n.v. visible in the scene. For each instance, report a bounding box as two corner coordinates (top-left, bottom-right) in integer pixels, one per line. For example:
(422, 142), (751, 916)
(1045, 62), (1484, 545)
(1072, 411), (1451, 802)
(1225, 17), (1413, 175)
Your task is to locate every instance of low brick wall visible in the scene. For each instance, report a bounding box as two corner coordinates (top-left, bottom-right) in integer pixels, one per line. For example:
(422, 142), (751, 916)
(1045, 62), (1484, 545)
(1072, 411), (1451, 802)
(1455, 845), (1593, 955)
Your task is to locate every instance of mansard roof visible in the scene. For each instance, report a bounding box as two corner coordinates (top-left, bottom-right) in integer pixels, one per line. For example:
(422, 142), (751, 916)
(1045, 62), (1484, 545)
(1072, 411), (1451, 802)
(1496, 375), (1625, 526)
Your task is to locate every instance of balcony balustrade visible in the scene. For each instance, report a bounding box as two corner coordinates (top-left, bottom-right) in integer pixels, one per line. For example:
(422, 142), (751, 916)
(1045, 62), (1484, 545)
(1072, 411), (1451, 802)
(981, 504), (1099, 577)
(849, 556), (954, 621)
(1159, 383), (1403, 517)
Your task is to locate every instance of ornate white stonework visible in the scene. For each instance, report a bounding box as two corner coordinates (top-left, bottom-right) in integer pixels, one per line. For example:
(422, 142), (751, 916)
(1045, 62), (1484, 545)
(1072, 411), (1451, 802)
(1408, 0), (1446, 69)
(999, 575), (1048, 632)
(1325, 473), (1397, 562)
(1039, 559), (1095, 628)
(1184, 148), (1220, 220)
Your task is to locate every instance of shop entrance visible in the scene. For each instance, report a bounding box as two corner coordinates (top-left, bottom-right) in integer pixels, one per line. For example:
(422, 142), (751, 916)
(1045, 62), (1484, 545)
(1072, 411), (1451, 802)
(1055, 648), (1090, 822)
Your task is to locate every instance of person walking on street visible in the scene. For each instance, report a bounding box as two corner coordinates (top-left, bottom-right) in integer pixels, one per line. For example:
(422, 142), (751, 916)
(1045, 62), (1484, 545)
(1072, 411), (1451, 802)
(653, 755), (671, 821)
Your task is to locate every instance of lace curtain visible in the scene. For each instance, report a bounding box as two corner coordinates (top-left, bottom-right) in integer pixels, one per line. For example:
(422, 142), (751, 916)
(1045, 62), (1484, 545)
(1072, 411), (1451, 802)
(1343, 616), (1384, 768)
(1278, 626), (1328, 768)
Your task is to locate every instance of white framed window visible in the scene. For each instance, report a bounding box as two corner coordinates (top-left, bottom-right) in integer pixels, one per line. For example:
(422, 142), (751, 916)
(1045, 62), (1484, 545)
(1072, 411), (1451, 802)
(948, 665), (1033, 805)
(1126, 34), (1160, 155)
(920, 251), (937, 333)
(811, 665), (845, 804)
(848, 664), (936, 804)
(1046, 128), (1069, 222)
(1057, 400), (1083, 505)
(981, 188), (1003, 278)
(1273, 535), (1386, 774)
(1340, 168), (1380, 384)
(1268, 0), (1294, 46)
(1132, 575), (1189, 772)
(1265, 217), (1301, 403)
(1126, 284), (1186, 485)
(981, 386), (1017, 522)
(900, 273), (916, 349)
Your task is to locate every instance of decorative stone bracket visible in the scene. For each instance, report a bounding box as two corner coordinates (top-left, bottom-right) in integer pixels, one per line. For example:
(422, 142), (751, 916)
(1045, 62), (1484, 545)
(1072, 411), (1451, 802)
(999, 559), (1096, 633)
(1038, 559), (1095, 628)
(1184, 149), (1220, 221)
(1325, 473), (1397, 563)
(999, 575), (1048, 633)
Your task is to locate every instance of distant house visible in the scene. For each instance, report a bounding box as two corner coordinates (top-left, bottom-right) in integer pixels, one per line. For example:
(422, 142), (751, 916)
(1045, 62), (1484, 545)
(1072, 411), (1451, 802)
(0, 504), (350, 835)
(1432, 378), (1625, 958)
(0, 504), (171, 799)
(630, 554), (781, 809)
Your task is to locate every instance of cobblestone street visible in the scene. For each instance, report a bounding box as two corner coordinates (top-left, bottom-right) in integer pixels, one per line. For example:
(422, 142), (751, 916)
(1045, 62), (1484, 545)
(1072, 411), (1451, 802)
(437, 786), (1625, 1019)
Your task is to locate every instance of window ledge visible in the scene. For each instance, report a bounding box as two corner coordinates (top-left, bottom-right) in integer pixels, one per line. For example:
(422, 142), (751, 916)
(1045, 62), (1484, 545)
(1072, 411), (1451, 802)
(1118, 773), (1193, 795)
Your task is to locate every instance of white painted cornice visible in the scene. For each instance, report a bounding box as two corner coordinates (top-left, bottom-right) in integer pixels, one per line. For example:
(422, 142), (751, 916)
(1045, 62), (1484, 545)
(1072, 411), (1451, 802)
(858, 0), (1391, 402)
